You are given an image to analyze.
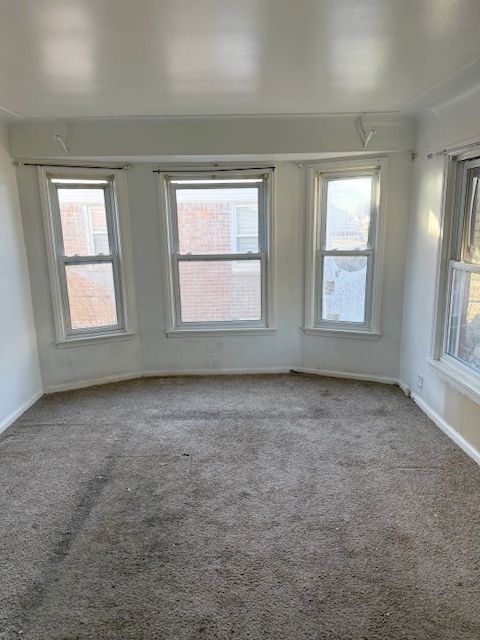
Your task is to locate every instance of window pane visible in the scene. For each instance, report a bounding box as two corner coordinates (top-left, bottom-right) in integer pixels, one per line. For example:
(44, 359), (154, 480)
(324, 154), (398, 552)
(235, 205), (259, 252)
(464, 172), (480, 264)
(325, 177), (372, 250)
(65, 263), (118, 330)
(237, 236), (258, 252)
(176, 187), (259, 254)
(178, 260), (261, 323)
(93, 231), (109, 255)
(322, 256), (367, 323)
(446, 268), (480, 372)
(57, 188), (110, 256)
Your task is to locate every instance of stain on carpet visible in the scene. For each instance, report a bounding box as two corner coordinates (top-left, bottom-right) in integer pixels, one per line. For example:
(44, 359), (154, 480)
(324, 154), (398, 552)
(0, 374), (479, 639)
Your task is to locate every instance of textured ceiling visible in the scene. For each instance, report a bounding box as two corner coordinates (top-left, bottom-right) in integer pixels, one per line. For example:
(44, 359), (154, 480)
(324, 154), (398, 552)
(0, 0), (479, 119)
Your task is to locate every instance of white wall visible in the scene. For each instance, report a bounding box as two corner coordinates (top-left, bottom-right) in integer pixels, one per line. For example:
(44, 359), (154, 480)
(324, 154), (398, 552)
(16, 162), (303, 390)
(9, 113), (415, 159)
(16, 154), (411, 391)
(0, 124), (42, 431)
(400, 86), (480, 456)
(11, 114), (413, 391)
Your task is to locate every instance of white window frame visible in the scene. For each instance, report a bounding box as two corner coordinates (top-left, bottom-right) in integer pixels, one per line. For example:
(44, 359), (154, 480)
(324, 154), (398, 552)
(431, 144), (480, 405)
(38, 166), (136, 346)
(304, 158), (387, 338)
(158, 169), (275, 336)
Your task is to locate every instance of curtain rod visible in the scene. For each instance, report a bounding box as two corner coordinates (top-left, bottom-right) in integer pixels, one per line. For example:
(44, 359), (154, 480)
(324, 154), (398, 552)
(13, 161), (131, 170)
(152, 166), (275, 173)
(427, 140), (480, 159)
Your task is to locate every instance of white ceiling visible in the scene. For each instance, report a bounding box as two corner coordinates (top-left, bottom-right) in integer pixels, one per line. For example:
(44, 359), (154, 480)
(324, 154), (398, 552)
(0, 0), (479, 119)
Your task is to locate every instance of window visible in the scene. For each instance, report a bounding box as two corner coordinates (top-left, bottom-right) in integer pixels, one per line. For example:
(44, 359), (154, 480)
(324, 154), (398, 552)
(442, 157), (480, 377)
(161, 171), (273, 332)
(304, 160), (385, 335)
(39, 168), (135, 343)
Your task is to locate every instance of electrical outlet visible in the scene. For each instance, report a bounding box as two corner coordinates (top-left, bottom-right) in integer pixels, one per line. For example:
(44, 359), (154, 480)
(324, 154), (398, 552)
(417, 374), (423, 390)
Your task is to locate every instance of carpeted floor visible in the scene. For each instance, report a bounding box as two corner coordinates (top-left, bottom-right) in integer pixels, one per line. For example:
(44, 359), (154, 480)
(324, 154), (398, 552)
(0, 374), (479, 640)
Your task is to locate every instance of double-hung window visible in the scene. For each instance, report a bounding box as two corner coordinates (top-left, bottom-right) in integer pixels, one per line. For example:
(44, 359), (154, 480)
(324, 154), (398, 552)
(39, 168), (134, 344)
(161, 170), (273, 332)
(305, 160), (385, 335)
(441, 156), (480, 380)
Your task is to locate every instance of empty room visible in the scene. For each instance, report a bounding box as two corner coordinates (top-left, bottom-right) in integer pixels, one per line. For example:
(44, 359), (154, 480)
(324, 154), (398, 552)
(1, 1), (480, 638)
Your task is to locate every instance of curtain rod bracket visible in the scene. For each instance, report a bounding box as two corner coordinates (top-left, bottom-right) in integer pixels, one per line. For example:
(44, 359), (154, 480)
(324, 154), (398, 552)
(53, 132), (69, 153)
(356, 115), (377, 149)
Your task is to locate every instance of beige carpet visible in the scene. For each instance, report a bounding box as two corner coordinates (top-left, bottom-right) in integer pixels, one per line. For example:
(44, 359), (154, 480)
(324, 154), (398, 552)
(0, 374), (479, 639)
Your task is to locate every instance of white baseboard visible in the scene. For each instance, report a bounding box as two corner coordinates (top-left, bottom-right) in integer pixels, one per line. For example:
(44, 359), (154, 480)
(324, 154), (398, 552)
(293, 367), (398, 385)
(397, 380), (411, 396)
(44, 367), (291, 393)
(0, 389), (44, 436)
(410, 390), (480, 466)
(143, 367), (291, 378)
(45, 371), (144, 393)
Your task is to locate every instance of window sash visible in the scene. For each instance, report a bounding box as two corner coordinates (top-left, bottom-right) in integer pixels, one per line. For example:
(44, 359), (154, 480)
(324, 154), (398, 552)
(173, 254), (266, 328)
(442, 157), (480, 367)
(169, 182), (265, 255)
(461, 167), (480, 264)
(48, 178), (125, 336)
(165, 176), (269, 329)
(314, 170), (379, 328)
(316, 251), (374, 327)
(443, 258), (480, 374)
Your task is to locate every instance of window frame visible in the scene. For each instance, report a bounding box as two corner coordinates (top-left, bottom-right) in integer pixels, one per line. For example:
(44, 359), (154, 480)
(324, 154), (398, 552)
(432, 148), (480, 402)
(38, 166), (136, 346)
(304, 158), (387, 338)
(159, 169), (275, 335)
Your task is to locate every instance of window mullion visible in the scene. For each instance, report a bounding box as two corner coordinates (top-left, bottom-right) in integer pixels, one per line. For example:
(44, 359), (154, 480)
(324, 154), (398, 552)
(62, 255), (114, 264)
(321, 249), (372, 257)
(450, 259), (480, 274)
(176, 252), (263, 262)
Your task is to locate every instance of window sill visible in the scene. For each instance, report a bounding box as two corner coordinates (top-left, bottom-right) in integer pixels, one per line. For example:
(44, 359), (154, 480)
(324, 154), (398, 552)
(56, 331), (136, 348)
(165, 328), (277, 338)
(428, 357), (480, 406)
(302, 327), (382, 340)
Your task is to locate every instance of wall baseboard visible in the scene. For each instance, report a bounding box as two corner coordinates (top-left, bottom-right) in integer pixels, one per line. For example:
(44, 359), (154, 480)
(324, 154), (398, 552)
(0, 389), (44, 436)
(45, 372), (144, 393)
(293, 367), (398, 385)
(144, 367), (292, 378)
(409, 389), (480, 466)
(44, 367), (292, 393)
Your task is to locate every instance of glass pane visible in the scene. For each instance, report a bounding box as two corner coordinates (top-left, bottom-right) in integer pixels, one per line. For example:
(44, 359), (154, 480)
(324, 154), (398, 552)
(65, 263), (118, 330)
(57, 187), (110, 256)
(176, 187), (259, 254)
(446, 268), (480, 373)
(235, 205), (259, 253)
(464, 172), (480, 264)
(325, 177), (372, 250)
(178, 260), (261, 323)
(322, 256), (367, 323)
